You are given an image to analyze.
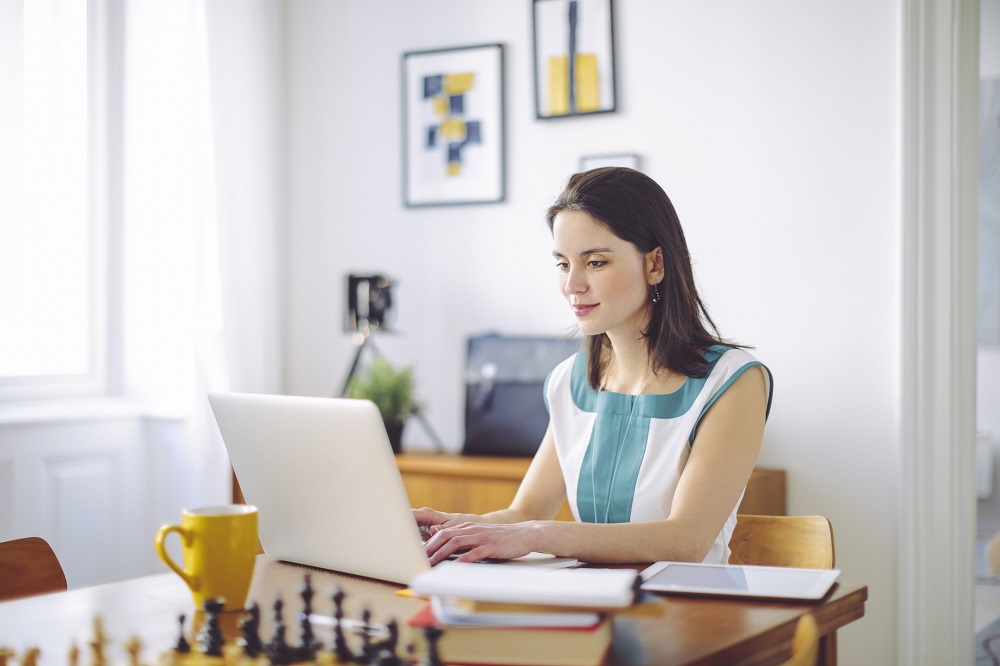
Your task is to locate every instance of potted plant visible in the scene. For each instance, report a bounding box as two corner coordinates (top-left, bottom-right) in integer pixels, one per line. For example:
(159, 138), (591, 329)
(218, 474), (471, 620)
(346, 357), (416, 453)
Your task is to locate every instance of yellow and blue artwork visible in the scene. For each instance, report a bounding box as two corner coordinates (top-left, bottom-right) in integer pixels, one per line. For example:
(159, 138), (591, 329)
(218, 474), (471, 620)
(533, 0), (616, 118)
(422, 72), (483, 177)
(403, 43), (504, 207)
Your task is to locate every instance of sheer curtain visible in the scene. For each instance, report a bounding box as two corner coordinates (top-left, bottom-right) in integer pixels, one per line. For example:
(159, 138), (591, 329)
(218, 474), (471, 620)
(122, 0), (282, 510)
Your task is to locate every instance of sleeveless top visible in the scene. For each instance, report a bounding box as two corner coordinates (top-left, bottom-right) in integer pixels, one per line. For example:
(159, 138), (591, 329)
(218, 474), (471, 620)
(543, 345), (773, 563)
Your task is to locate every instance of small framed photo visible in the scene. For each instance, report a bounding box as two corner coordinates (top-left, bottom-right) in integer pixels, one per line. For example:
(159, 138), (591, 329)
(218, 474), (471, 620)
(402, 43), (505, 207)
(533, 0), (616, 119)
(579, 153), (640, 172)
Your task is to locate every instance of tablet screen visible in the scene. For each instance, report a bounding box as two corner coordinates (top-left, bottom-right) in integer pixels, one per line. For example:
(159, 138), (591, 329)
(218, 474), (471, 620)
(640, 562), (840, 600)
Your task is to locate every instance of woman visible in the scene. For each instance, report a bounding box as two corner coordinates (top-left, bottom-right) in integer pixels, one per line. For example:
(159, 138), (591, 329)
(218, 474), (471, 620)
(415, 167), (772, 565)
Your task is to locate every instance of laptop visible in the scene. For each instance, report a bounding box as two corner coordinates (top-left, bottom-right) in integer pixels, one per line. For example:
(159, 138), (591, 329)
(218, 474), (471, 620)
(207, 392), (431, 585)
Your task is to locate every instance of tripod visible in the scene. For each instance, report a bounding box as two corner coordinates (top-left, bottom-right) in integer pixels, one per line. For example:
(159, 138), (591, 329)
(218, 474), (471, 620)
(341, 330), (444, 452)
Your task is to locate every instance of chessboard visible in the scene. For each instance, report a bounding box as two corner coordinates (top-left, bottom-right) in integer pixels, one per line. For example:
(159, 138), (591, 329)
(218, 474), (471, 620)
(0, 574), (442, 666)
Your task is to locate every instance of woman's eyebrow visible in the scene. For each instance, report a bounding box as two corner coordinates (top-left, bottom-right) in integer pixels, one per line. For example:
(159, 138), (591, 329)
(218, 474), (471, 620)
(551, 247), (615, 258)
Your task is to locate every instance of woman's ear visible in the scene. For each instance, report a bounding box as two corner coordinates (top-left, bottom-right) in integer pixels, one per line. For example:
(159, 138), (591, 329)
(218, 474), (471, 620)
(646, 247), (665, 284)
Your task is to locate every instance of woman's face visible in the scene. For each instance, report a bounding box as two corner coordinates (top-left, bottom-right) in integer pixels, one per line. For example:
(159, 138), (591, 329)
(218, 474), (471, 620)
(552, 210), (656, 340)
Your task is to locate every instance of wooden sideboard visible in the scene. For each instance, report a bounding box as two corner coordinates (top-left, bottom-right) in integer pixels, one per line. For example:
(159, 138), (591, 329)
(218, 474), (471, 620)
(233, 455), (787, 519)
(395, 452), (787, 519)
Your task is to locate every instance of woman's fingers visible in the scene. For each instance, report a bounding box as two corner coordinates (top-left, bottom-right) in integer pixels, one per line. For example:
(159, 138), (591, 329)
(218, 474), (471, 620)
(424, 522), (535, 565)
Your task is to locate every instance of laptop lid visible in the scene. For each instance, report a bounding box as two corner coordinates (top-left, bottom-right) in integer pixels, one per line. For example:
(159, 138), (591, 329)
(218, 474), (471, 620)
(208, 392), (430, 585)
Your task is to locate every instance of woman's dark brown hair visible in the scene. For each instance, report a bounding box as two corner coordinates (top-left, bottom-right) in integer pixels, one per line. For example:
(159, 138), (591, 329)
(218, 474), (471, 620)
(546, 167), (740, 388)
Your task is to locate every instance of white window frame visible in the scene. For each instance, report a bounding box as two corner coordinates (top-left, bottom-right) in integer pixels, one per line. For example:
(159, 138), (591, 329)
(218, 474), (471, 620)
(0, 0), (122, 402)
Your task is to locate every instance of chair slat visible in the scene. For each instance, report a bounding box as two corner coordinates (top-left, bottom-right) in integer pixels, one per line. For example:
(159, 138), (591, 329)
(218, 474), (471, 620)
(729, 514), (835, 569)
(0, 537), (68, 602)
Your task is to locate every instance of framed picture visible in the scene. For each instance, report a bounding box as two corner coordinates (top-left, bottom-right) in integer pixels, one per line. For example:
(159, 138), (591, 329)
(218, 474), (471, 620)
(579, 153), (640, 172)
(402, 43), (505, 207)
(533, 0), (616, 119)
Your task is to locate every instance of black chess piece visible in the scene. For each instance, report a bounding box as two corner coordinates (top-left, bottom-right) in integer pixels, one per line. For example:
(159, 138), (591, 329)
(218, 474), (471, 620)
(238, 602), (264, 658)
(195, 598), (226, 657)
(359, 606), (375, 664)
(330, 586), (352, 663)
(265, 595), (294, 665)
(174, 614), (191, 654)
(372, 618), (402, 666)
(295, 573), (320, 660)
(422, 626), (444, 666)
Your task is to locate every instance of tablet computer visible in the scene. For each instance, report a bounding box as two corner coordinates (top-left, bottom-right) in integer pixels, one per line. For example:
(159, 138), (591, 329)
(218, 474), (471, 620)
(639, 561), (840, 601)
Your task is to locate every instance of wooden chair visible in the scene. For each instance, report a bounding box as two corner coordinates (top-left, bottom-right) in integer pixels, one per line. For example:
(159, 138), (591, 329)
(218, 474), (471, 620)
(782, 613), (819, 666)
(729, 515), (834, 664)
(728, 514), (835, 569)
(0, 537), (68, 602)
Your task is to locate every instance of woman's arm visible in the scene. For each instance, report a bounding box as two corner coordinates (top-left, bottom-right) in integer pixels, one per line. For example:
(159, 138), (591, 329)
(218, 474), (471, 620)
(423, 367), (768, 565)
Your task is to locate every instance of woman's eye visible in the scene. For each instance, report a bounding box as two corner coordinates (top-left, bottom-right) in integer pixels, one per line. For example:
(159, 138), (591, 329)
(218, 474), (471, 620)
(588, 260), (607, 268)
(555, 261), (569, 271)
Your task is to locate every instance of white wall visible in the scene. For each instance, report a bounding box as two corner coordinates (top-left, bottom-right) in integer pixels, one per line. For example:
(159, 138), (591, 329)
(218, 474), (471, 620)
(979, 0), (1000, 529)
(285, 2), (901, 662)
(985, 0), (1000, 79)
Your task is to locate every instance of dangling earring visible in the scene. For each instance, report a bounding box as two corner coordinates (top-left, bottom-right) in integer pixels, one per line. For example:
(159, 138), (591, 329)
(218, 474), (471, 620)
(651, 283), (661, 303)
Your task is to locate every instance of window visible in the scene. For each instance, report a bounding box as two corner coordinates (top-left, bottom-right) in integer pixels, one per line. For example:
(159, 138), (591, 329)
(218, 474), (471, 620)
(0, 0), (113, 400)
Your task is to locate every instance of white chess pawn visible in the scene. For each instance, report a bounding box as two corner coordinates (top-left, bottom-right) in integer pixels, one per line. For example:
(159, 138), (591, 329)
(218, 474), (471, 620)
(18, 648), (39, 666)
(88, 616), (108, 666)
(124, 636), (143, 666)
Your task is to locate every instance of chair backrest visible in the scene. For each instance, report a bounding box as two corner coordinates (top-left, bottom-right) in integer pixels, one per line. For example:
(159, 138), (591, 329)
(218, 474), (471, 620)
(0, 537), (68, 602)
(782, 613), (819, 666)
(728, 514), (835, 569)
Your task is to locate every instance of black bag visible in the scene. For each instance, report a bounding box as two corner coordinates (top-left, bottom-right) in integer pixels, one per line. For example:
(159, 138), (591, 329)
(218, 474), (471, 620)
(463, 333), (582, 457)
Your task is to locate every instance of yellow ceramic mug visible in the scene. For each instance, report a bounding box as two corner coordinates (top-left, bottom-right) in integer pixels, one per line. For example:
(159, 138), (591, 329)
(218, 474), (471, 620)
(154, 504), (258, 612)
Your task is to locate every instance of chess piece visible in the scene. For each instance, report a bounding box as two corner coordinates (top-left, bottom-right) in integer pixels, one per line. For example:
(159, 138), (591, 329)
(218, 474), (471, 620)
(89, 616), (109, 666)
(124, 636), (142, 666)
(372, 618), (402, 666)
(18, 648), (38, 666)
(195, 598), (226, 657)
(173, 614), (191, 654)
(295, 574), (320, 660)
(330, 587), (352, 663)
(68, 643), (80, 666)
(238, 602), (263, 658)
(422, 627), (443, 666)
(359, 607), (374, 664)
(265, 595), (293, 665)
(0, 648), (16, 666)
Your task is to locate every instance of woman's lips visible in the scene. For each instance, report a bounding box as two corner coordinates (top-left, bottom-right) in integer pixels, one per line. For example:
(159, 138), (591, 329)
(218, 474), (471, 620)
(572, 304), (597, 317)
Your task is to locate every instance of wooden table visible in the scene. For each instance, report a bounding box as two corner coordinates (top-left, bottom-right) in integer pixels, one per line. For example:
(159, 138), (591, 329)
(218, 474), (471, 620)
(0, 557), (865, 666)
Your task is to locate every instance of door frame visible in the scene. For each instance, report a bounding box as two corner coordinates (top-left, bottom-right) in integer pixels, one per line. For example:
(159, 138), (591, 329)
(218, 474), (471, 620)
(900, 0), (979, 663)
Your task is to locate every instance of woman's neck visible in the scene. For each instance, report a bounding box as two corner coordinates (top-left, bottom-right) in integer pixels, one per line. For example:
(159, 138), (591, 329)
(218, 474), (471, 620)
(602, 333), (687, 395)
(602, 335), (654, 394)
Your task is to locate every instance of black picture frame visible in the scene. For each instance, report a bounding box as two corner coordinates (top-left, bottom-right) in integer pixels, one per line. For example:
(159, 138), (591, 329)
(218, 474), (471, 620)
(401, 43), (505, 207)
(533, 0), (617, 119)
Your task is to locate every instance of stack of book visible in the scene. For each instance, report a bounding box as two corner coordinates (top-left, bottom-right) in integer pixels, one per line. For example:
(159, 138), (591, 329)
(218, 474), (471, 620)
(407, 561), (641, 666)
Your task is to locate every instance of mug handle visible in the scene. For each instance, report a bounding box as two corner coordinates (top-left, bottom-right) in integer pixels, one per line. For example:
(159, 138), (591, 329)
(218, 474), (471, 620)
(154, 524), (199, 592)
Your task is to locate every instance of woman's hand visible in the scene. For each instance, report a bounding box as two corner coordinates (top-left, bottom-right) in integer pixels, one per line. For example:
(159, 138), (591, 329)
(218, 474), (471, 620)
(412, 507), (469, 541)
(422, 521), (543, 565)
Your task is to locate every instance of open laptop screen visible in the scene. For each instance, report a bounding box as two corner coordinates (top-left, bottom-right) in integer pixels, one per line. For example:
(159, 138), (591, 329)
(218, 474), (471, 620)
(208, 392), (430, 585)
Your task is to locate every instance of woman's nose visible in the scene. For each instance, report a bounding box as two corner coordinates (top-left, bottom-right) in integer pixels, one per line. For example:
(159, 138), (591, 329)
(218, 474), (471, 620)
(564, 268), (587, 295)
